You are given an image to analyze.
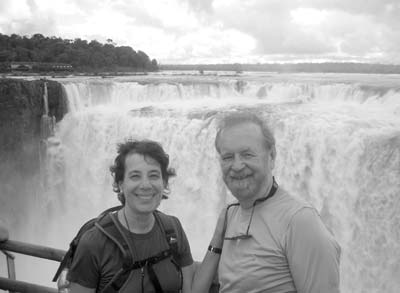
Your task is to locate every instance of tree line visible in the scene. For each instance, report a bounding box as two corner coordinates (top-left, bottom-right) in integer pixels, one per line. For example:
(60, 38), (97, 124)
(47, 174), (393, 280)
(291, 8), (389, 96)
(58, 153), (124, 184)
(0, 33), (158, 72)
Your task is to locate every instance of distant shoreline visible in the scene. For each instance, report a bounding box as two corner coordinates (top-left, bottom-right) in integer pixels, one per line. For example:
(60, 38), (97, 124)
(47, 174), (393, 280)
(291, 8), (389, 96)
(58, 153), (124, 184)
(161, 62), (400, 74)
(0, 71), (150, 78)
(2, 67), (400, 80)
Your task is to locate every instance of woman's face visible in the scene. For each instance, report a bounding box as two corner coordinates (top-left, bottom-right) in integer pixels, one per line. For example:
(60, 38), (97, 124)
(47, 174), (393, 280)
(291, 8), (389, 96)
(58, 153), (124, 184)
(119, 153), (165, 215)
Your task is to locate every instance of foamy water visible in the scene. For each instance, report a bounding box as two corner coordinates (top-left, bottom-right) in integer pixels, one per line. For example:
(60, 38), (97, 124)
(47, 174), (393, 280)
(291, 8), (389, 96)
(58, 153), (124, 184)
(1, 72), (400, 293)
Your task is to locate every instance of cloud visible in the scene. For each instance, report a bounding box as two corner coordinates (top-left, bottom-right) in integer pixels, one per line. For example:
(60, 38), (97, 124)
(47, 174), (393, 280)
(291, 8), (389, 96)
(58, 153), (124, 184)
(165, 27), (256, 63)
(212, 0), (335, 55)
(0, 0), (400, 63)
(0, 0), (57, 36)
(183, 0), (214, 13)
(308, 5), (400, 62)
(210, 0), (400, 63)
(305, 0), (400, 22)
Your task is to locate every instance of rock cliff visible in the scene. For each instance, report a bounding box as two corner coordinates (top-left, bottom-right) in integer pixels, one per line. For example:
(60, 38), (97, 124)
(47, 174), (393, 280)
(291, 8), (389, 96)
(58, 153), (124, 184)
(0, 78), (67, 177)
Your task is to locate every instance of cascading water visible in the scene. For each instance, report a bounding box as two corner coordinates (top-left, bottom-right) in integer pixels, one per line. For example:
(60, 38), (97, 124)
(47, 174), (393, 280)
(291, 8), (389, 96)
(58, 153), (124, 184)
(2, 72), (400, 293)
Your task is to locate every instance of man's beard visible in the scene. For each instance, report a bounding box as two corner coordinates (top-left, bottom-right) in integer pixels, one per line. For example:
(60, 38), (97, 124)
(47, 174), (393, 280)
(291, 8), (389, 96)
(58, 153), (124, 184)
(224, 173), (256, 198)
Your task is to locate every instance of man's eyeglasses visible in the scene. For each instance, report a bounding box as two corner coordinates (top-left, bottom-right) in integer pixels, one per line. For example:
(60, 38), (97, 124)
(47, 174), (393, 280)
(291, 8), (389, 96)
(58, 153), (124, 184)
(223, 178), (278, 241)
(223, 201), (254, 240)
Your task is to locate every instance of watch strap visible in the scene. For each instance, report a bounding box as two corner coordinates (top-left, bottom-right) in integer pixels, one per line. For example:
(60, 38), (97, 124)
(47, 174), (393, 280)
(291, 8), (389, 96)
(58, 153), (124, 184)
(208, 245), (222, 254)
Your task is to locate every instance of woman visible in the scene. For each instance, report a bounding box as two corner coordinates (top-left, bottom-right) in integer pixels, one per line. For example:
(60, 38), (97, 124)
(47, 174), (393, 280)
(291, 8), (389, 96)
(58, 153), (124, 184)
(67, 139), (195, 293)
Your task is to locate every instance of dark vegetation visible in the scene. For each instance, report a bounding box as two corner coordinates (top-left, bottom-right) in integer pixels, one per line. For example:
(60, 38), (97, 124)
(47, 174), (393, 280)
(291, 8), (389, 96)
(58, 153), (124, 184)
(0, 33), (158, 73)
(1, 33), (399, 74)
(162, 62), (400, 74)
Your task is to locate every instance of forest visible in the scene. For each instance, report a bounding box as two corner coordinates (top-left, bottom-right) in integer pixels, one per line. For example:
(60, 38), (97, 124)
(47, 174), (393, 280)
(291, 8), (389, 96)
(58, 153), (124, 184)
(0, 33), (158, 72)
(2, 33), (399, 74)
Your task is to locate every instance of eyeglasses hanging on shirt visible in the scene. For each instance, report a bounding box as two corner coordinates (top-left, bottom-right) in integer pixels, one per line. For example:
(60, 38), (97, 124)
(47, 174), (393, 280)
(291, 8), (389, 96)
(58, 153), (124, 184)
(223, 177), (278, 241)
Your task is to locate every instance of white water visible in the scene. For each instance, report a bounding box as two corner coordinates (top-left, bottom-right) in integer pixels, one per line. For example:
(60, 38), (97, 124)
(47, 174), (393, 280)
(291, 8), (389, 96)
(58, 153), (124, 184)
(1, 72), (400, 292)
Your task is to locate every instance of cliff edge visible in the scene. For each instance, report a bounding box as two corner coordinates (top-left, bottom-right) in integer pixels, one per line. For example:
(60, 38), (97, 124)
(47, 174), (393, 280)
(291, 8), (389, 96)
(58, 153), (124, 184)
(0, 78), (67, 177)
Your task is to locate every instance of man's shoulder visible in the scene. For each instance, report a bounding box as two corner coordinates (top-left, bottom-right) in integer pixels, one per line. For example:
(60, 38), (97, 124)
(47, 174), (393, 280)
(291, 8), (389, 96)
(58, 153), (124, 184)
(263, 187), (316, 224)
(274, 187), (312, 209)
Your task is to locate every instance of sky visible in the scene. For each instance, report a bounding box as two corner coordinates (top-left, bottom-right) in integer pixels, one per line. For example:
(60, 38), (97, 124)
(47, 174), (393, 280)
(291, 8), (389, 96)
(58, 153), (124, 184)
(0, 0), (400, 64)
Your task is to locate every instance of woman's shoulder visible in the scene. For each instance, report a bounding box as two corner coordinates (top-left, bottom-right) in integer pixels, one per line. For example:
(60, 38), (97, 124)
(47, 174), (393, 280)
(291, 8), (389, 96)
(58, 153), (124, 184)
(155, 211), (188, 245)
(76, 214), (122, 251)
(156, 211), (182, 227)
(76, 225), (108, 250)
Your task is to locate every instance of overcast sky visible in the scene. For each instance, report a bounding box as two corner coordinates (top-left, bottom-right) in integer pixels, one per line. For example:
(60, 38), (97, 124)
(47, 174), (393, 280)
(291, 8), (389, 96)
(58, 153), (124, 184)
(1, 0), (400, 64)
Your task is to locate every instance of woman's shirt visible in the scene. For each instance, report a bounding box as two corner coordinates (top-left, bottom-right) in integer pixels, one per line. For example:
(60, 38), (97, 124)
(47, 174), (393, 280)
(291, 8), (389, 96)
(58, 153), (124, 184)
(68, 213), (193, 292)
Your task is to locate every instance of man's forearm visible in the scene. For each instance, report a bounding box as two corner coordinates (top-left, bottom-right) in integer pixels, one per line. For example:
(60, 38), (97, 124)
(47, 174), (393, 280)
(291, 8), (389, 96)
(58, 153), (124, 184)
(191, 250), (220, 293)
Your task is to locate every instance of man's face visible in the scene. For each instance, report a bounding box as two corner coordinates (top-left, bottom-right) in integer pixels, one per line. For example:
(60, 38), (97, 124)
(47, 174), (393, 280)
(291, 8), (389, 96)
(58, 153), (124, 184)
(217, 122), (275, 206)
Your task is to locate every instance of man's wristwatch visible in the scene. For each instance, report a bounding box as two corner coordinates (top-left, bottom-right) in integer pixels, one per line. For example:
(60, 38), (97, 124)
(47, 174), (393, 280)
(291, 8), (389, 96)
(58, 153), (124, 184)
(208, 245), (222, 254)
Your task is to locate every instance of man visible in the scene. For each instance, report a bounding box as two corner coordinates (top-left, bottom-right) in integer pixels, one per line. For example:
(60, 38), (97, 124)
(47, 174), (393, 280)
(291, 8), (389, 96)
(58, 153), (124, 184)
(193, 111), (341, 293)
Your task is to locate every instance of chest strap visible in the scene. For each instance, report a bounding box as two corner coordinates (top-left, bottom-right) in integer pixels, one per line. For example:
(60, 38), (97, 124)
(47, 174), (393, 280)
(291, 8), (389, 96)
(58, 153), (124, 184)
(101, 249), (174, 293)
(98, 212), (180, 293)
(123, 249), (172, 270)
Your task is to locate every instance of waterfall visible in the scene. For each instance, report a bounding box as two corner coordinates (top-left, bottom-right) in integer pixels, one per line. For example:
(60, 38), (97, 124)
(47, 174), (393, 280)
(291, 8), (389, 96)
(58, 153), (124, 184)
(40, 81), (55, 139)
(3, 73), (400, 293)
(43, 81), (49, 115)
(60, 76), (400, 116)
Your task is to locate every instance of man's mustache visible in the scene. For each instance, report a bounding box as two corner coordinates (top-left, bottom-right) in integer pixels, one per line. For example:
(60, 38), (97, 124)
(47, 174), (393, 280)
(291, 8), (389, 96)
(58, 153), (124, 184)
(228, 171), (252, 180)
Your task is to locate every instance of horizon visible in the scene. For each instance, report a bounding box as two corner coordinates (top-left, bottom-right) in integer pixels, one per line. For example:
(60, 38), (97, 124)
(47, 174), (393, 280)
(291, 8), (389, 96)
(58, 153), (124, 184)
(1, 0), (400, 65)
(160, 61), (400, 66)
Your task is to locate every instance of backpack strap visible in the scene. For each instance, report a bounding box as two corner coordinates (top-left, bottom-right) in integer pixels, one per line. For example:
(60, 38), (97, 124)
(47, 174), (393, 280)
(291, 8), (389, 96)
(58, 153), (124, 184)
(153, 211), (182, 290)
(52, 205), (123, 282)
(53, 207), (181, 292)
(100, 210), (182, 293)
(97, 212), (134, 293)
(96, 213), (133, 268)
(154, 211), (179, 261)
